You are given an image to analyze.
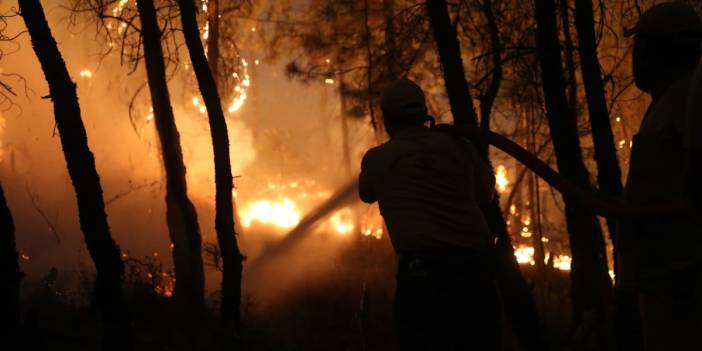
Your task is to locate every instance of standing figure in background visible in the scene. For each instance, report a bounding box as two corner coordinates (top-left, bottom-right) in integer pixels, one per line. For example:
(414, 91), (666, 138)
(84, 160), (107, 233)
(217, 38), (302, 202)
(619, 3), (702, 350)
(359, 79), (499, 350)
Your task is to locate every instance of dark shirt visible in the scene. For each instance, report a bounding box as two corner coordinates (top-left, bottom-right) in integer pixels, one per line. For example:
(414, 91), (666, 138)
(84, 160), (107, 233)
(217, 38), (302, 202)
(359, 126), (495, 253)
(618, 68), (702, 288)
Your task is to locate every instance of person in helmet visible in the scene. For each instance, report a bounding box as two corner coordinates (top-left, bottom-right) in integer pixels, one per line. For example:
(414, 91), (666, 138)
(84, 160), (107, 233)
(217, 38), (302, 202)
(359, 78), (499, 350)
(620, 2), (702, 350)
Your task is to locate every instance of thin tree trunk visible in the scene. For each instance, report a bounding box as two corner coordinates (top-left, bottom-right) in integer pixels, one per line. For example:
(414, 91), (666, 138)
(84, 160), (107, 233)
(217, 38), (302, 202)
(426, 1), (544, 350)
(207, 0), (220, 80)
(363, 0), (378, 132)
(534, 0), (612, 326)
(18, 1), (132, 349)
(574, 0), (623, 255)
(478, 0), (502, 143)
(0, 183), (21, 342)
(574, 0), (636, 348)
(383, 0), (400, 81)
(177, 0), (244, 332)
(136, 0), (205, 328)
(426, 0), (476, 125)
(560, 0), (579, 117)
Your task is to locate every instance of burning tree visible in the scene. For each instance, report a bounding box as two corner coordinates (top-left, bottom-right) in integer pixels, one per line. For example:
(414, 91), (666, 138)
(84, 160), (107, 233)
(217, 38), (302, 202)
(18, 0), (133, 349)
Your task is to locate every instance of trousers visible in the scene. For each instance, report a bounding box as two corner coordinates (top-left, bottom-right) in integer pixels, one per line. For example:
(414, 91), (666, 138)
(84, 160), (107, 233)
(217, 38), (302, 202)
(395, 248), (500, 350)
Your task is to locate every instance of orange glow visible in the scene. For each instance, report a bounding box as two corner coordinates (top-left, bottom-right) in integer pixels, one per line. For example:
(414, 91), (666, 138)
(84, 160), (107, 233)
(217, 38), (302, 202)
(329, 208), (354, 235)
(240, 197), (302, 229)
(495, 165), (509, 193)
(553, 254), (572, 271)
(514, 245), (535, 265)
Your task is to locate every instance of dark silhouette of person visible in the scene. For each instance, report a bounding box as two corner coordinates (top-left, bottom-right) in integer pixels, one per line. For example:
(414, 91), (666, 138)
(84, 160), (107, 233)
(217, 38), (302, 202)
(359, 79), (499, 350)
(620, 3), (702, 350)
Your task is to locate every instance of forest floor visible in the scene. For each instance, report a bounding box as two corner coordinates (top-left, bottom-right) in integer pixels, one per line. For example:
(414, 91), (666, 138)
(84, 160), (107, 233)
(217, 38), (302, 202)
(14, 237), (576, 351)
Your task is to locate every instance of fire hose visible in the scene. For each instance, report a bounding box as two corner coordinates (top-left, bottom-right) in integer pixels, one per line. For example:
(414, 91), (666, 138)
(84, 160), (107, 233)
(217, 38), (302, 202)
(247, 125), (689, 271)
(451, 124), (689, 218)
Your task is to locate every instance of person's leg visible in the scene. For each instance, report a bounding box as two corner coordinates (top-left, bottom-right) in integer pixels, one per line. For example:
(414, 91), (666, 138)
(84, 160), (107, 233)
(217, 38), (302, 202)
(460, 270), (501, 350)
(436, 257), (500, 350)
(396, 257), (437, 351)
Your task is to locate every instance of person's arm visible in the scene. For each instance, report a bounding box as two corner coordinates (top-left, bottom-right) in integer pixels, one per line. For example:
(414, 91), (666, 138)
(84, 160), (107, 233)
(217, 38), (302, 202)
(359, 152), (376, 203)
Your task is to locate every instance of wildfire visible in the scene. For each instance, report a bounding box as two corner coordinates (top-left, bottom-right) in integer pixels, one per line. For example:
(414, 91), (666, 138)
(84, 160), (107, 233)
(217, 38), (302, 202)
(227, 60), (250, 113)
(111, 0), (129, 16)
(360, 203), (384, 239)
(237, 180), (379, 237)
(513, 244), (573, 271)
(79, 69), (93, 78)
(240, 197), (302, 229)
(153, 272), (175, 298)
(495, 165), (509, 193)
(514, 245), (535, 265)
(329, 208), (354, 235)
(552, 254), (572, 271)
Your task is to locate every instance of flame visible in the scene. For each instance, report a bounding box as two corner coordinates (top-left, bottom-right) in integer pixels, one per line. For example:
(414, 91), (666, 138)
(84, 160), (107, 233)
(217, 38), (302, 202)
(496, 165), (508, 193)
(553, 254), (571, 271)
(202, 22), (209, 40)
(329, 208), (354, 235)
(236, 180), (380, 237)
(112, 0), (129, 16)
(227, 59), (250, 113)
(240, 197), (301, 229)
(361, 203), (384, 239)
(79, 69), (93, 78)
(513, 245), (573, 271)
(153, 272), (175, 298)
(514, 245), (535, 265)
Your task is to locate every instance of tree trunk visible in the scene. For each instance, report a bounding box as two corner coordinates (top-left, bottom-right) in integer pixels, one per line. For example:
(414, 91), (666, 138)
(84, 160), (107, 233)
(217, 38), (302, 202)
(207, 0), (220, 80)
(136, 0), (205, 327)
(478, 0), (502, 141)
(574, 0), (636, 347)
(534, 0), (612, 325)
(426, 0), (476, 125)
(0, 182), (21, 341)
(560, 0), (579, 117)
(383, 0), (400, 81)
(574, 0), (623, 255)
(426, 1), (544, 350)
(177, 0), (244, 332)
(18, 1), (132, 349)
